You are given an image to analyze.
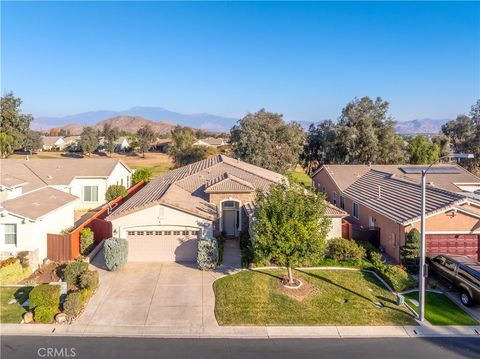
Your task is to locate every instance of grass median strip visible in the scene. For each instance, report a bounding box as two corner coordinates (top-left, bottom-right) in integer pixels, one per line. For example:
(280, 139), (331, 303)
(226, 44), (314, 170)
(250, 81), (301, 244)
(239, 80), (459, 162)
(214, 269), (416, 326)
(404, 291), (478, 326)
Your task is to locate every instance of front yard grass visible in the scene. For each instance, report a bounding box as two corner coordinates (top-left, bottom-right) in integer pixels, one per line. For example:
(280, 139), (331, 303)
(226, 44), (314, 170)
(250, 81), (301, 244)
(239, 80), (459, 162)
(0, 287), (29, 323)
(404, 291), (478, 326)
(214, 269), (416, 325)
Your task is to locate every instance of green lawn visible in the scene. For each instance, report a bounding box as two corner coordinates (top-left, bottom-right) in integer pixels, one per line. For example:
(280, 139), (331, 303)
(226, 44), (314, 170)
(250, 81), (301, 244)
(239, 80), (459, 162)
(214, 269), (416, 325)
(287, 170), (312, 188)
(404, 291), (478, 326)
(0, 287), (31, 323)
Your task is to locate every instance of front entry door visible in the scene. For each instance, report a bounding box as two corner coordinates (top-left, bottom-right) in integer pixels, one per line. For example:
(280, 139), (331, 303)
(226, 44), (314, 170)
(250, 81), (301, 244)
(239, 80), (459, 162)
(223, 210), (237, 236)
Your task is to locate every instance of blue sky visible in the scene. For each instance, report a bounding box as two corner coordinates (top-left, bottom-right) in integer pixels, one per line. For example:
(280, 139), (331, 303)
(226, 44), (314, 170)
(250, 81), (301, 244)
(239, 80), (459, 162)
(2, 1), (479, 122)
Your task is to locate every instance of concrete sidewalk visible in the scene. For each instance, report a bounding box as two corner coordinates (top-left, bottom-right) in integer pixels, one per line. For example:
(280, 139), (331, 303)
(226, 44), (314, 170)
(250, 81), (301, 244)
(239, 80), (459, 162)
(1, 322), (480, 338)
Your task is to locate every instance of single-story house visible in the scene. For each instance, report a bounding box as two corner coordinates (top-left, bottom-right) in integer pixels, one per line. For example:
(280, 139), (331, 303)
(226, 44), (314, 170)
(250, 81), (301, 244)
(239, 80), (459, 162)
(152, 138), (173, 153)
(41, 136), (66, 151)
(0, 158), (132, 265)
(115, 137), (130, 152)
(193, 137), (227, 148)
(107, 155), (344, 263)
(312, 164), (480, 262)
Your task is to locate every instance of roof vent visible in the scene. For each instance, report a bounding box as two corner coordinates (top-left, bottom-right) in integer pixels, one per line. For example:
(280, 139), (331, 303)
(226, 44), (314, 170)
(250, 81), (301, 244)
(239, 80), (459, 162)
(47, 175), (53, 179)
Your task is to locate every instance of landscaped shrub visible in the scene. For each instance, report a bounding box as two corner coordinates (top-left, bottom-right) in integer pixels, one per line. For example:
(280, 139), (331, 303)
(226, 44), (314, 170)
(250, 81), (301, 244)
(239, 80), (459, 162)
(80, 227), (94, 255)
(132, 168), (153, 184)
(356, 240), (379, 258)
(0, 256), (17, 268)
(63, 259), (89, 285)
(29, 284), (60, 309)
(241, 245), (255, 268)
(239, 230), (251, 250)
(79, 270), (99, 290)
(197, 238), (218, 270)
(369, 251), (415, 292)
(34, 305), (58, 324)
(104, 237), (128, 271)
(400, 228), (420, 275)
(0, 259), (31, 285)
(327, 238), (366, 261)
(63, 291), (83, 318)
(105, 184), (128, 202)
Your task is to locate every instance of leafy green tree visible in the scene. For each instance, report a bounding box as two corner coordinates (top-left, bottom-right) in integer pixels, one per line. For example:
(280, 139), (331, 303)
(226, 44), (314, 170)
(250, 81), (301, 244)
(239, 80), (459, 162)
(0, 92), (33, 151)
(230, 109), (305, 173)
(301, 120), (336, 174)
(0, 133), (14, 158)
(169, 126), (209, 167)
(22, 130), (43, 154)
(252, 183), (330, 284)
(137, 125), (156, 157)
(400, 228), (420, 274)
(58, 128), (71, 137)
(102, 123), (119, 157)
(105, 184), (128, 202)
(335, 97), (404, 164)
(407, 135), (440, 164)
(132, 168), (153, 184)
(79, 127), (99, 156)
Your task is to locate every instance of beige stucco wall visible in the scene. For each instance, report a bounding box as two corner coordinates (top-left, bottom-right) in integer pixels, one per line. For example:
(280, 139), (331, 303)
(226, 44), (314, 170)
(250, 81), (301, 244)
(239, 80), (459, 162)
(110, 204), (213, 239)
(328, 217), (343, 239)
(0, 200), (77, 264)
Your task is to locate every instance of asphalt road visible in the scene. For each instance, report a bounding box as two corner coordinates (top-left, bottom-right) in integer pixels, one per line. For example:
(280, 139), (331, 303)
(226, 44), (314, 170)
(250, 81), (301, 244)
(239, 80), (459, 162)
(1, 336), (479, 359)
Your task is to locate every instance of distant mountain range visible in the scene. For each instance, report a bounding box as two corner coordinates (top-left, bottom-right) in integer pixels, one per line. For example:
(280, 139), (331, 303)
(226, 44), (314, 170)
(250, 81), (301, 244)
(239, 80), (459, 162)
(32, 106), (450, 136)
(60, 116), (176, 135)
(394, 118), (449, 135)
(32, 106), (238, 133)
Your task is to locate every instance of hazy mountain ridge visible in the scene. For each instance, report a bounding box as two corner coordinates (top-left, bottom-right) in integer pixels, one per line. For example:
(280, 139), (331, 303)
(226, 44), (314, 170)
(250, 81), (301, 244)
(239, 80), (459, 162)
(395, 118), (449, 135)
(32, 106), (238, 132)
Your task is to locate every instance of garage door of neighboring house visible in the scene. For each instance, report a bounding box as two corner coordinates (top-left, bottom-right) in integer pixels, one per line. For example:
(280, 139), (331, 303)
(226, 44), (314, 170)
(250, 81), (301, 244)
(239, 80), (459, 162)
(426, 234), (480, 260)
(126, 229), (200, 262)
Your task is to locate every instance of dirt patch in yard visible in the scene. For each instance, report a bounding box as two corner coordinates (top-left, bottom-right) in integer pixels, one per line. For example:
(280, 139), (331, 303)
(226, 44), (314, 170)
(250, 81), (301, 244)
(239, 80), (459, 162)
(277, 276), (315, 301)
(19, 262), (62, 285)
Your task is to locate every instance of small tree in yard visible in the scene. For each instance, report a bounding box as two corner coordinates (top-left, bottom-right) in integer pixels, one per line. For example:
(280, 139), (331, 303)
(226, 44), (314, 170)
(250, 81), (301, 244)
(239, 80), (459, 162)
(105, 184), (127, 202)
(400, 228), (421, 274)
(253, 183), (330, 285)
(137, 125), (156, 157)
(132, 167), (153, 184)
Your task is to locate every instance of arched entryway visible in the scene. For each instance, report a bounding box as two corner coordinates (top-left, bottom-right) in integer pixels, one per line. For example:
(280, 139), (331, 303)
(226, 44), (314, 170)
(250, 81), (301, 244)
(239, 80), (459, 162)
(221, 200), (241, 236)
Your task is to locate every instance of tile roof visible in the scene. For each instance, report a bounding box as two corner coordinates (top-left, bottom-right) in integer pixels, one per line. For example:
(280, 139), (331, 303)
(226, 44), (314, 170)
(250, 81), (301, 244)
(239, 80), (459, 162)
(1, 187), (78, 220)
(41, 136), (64, 146)
(205, 173), (255, 193)
(0, 158), (130, 191)
(108, 155), (285, 220)
(326, 203), (348, 217)
(343, 170), (466, 224)
(318, 164), (480, 193)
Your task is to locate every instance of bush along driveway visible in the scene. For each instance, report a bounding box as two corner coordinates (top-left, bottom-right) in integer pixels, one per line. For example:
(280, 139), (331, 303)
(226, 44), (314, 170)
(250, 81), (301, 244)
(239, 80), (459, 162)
(214, 268), (416, 326)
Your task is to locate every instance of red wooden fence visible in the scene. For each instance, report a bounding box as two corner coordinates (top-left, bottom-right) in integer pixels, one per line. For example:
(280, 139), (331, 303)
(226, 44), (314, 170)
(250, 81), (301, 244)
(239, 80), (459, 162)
(46, 180), (145, 261)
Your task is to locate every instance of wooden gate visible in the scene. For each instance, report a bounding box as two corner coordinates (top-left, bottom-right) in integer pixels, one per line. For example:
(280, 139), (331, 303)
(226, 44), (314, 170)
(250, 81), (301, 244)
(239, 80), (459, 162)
(47, 233), (72, 262)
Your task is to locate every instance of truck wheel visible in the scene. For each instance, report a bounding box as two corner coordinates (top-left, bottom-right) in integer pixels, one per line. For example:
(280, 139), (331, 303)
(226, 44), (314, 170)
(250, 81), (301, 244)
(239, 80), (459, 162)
(460, 291), (474, 307)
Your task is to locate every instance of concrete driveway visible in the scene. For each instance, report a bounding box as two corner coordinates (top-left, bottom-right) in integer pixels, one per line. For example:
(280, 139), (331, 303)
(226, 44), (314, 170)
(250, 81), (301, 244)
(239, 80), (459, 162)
(75, 241), (240, 335)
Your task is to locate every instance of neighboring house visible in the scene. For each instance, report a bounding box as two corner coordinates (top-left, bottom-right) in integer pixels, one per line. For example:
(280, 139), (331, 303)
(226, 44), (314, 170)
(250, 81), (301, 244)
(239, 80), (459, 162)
(115, 137), (130, 152)
(193, 137), (227, 148)
(107, 155), (343, 263)
(63, 136), (81, 151)
(152, 138), (173, 153)
(0, 158), (132, 265)
(41, 136), (66, 151)
(312, 164), (480, 262)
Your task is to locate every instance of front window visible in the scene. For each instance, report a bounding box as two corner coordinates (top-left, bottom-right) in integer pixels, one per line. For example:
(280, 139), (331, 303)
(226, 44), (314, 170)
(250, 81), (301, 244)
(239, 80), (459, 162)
(353, 202), (359, 219)
(333, 192), (337, 205)
(340, 196), (345, 209)
(83, 186), (98, 202)
(3, 224), (17, 245)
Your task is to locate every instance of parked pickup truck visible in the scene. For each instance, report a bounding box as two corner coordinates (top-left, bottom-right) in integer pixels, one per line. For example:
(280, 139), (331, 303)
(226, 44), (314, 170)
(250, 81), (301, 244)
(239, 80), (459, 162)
(427, 254), (480, 306)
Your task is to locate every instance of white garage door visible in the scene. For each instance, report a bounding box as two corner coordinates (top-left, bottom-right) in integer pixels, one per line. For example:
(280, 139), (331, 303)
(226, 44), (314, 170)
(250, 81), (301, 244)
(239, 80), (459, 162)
(126, 229), (199, 262)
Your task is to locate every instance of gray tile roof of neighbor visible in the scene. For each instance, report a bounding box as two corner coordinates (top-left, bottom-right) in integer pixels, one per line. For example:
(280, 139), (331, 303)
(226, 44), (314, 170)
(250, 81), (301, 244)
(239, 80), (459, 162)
(108, 155), (285, 220)
(1, 187), (78, 220)
(343, 170), (466, 224)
